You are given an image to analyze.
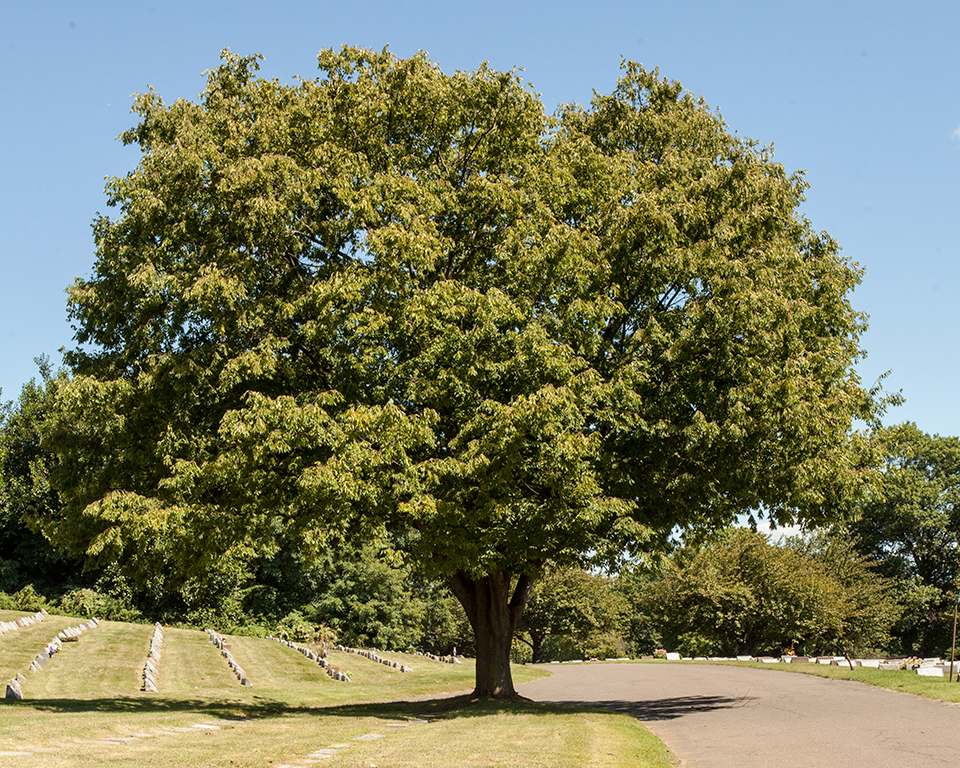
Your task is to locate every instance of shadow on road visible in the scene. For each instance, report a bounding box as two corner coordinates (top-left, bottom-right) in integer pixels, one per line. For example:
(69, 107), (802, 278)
(535, 694), (757, 720)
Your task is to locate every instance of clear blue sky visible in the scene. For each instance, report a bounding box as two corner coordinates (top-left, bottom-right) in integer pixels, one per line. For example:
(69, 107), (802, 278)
(2, 0), (958, 436)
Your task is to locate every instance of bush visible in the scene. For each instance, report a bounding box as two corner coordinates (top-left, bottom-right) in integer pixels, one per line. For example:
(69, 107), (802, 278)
(56, 588), (141, 622)
(12, 584), (49, 611)
(272, 609), (338, 645)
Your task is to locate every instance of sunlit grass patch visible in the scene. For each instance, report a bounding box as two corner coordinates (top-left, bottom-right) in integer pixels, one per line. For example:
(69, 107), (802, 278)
(0, 616), (666, 768)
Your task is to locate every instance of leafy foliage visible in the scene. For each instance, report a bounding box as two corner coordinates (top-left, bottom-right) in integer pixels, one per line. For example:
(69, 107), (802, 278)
(517, 567), (629, 662)
(847, 423), (960, 654)
(638, 528), (900, 657)
(0, 362), (82, 592)
(49, 47), (880, 695)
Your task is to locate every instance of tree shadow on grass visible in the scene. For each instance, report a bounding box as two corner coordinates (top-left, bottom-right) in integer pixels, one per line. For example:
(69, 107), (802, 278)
(2, 695), (293, 719)
(5, 692), (612, 724)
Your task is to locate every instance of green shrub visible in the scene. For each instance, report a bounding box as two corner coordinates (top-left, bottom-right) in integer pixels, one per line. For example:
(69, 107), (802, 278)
(13, 584), (49, 611)
(56, 587), (141, 621)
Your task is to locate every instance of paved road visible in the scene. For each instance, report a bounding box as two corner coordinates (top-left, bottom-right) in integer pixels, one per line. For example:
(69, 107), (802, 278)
(518, 663), (960, 767)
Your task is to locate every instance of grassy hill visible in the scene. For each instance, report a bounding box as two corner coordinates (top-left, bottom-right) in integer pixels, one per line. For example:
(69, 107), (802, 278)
(0, 610), (673, 768)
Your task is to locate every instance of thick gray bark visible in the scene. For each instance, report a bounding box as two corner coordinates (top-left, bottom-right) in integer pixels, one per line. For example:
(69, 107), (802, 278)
(447, 570), (536, 698)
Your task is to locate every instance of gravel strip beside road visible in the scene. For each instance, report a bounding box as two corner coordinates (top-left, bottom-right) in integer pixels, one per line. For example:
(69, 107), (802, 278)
(519, 663), (960, 767)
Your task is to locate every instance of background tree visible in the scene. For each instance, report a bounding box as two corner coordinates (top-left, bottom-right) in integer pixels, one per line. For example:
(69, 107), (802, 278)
(637, 528), (900, 657)
(847, 423), (960, 655)
(48, 47), (881, 697)
(516, 567), (629, 662)
(0, 361), (81, 593)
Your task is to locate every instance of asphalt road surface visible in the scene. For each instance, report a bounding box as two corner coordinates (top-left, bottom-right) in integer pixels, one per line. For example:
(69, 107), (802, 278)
(518, 662), (960, 767)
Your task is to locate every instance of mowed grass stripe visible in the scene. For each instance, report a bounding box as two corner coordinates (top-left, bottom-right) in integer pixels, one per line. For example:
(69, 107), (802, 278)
(218, 634), (332, 691)
(17, 621), (152, 699)
(158, 627), (245, 696)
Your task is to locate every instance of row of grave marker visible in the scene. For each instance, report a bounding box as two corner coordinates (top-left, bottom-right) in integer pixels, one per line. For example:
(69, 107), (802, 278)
(333, 645), (413, 672)
(0, 609), (47, 635)
(267, 636), (351, 681)
(5, 618), (100, 699)
(205, 629), (253, 686)
(142, 623), (164, 692)
(656, 652), (958, 676)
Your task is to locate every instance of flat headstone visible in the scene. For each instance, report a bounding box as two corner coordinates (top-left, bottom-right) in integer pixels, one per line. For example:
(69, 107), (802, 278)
(916, 666), (944, 677)
(353, 734), (385, 741)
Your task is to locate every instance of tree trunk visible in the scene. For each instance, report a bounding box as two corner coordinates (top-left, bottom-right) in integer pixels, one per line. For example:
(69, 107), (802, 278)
(447, 570), (536, 698)
(530, 631), (545, 664)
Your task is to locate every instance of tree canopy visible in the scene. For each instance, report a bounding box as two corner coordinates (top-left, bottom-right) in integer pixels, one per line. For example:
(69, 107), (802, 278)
(48, 47), (880, 696)
(638, 528), (900, 657)
(848, 423), (960, 654)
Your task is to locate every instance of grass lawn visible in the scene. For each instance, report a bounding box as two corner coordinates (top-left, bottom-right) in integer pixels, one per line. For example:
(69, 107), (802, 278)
(0, 611), (675, 768)
(725, 658), (960, 703)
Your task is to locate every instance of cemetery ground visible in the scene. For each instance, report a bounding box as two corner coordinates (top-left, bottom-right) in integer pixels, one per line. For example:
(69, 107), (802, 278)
(722, 657), (960, 703)
(0, 610), (671, 768)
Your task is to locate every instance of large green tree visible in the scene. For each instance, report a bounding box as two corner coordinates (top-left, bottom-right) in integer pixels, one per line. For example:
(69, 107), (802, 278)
(638, 528), (900, 657)
(847, 423), (960, 654)
(48, 47), (879, 696)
